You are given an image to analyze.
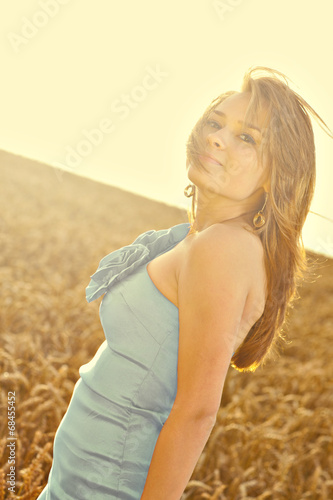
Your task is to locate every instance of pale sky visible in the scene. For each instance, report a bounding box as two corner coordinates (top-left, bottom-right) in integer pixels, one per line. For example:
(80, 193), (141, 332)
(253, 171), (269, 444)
(2, 0), (333, 256)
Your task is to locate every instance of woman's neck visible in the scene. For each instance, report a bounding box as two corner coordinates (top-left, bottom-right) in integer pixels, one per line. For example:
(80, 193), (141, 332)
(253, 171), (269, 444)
(192, 188), (266, 233)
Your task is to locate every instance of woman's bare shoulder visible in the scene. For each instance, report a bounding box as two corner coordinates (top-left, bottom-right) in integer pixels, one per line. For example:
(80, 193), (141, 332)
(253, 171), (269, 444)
(182, 222), (264, 270)
(177, 222), (266, 351)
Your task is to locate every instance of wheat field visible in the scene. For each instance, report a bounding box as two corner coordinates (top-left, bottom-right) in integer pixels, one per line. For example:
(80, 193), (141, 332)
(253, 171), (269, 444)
(0, 150), (332, 500)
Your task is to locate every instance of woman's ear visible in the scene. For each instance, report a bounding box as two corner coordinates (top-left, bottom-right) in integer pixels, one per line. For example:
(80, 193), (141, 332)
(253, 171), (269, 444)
(261, 164), (270, 192)
(262, 180), (270, 192)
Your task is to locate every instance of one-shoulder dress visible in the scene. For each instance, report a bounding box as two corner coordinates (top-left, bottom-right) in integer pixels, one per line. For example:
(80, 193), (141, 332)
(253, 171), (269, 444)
(37, 222), (191, 500)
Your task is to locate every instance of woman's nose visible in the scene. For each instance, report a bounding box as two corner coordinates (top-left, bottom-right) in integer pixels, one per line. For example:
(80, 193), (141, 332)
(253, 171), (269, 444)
(206, 130), (227, 150)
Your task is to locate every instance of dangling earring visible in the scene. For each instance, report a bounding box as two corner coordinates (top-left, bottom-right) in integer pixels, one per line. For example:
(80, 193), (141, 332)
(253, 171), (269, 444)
(184, 184), (195, 198)
(184, 184), (196, 224)
(253, 192), (268, 228)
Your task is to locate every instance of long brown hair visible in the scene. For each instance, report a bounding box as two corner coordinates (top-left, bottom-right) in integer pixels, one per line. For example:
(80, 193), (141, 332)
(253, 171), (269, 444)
(186, 66), (333, 372)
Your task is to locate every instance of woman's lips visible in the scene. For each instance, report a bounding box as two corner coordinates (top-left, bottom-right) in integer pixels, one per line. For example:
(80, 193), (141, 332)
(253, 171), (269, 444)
(199, 154), (222, 166)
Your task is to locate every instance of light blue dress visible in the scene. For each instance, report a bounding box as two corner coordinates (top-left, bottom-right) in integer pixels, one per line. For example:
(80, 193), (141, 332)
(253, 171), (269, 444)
(37, 222), (191, 500)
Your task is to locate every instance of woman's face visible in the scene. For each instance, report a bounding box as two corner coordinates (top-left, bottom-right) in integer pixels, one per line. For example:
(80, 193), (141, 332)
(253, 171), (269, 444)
(187, 92), (269, 201)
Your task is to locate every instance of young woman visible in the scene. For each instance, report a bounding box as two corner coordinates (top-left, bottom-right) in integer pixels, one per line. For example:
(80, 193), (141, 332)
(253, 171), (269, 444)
(37, 67), (331, 499)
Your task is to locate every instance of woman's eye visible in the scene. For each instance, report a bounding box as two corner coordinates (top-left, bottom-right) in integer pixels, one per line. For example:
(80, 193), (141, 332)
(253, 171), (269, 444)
(239, 133), (256, 145)
(206, 120), (221, 129)
(206, 120), (256, 146)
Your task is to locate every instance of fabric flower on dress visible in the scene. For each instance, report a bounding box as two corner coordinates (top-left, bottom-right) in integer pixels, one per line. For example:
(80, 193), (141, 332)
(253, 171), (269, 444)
(85, 223), (190, 303)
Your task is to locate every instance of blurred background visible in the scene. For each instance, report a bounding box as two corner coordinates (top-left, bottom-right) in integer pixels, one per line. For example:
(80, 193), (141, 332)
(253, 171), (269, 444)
(1, 0), (333, 256)
(1, 4), (333, 498)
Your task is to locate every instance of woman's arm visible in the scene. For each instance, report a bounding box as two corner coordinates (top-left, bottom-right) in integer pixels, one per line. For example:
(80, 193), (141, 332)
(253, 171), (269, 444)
(140, 408), (216, 500)
(141, 224), (256, 500)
